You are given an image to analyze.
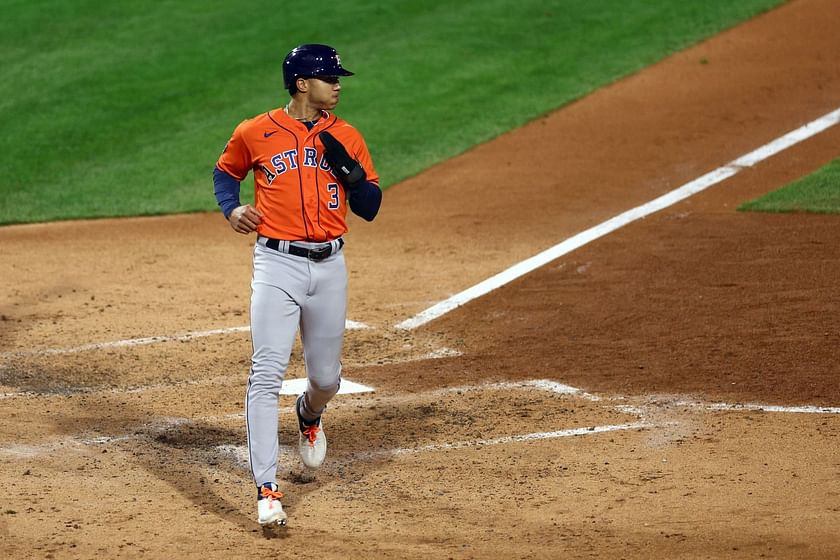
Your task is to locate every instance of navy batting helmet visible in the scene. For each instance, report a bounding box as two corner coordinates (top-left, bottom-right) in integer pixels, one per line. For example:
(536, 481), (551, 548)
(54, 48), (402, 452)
(283, 44), (354, 90)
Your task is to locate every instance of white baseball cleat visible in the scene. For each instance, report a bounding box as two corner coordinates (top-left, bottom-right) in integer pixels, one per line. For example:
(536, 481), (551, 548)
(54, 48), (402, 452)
(296, 394), (327, 469)
(257, 482), (287, 527)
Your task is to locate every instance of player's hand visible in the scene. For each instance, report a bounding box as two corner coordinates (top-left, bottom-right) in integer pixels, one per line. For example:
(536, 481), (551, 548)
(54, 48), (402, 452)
(319, 131), (366, 189)
(228, 204), (263, 234)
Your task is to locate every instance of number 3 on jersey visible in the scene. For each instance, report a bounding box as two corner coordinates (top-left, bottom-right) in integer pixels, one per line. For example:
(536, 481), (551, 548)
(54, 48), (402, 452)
(327, 183), (340, 210)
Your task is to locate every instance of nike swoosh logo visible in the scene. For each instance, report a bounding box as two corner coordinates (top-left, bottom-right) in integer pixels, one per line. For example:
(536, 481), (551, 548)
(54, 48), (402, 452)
(264, 131), (278, 138)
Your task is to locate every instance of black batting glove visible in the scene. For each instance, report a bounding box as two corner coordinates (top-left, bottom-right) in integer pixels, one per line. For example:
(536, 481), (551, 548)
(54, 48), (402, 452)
(319, 131), (367, 189)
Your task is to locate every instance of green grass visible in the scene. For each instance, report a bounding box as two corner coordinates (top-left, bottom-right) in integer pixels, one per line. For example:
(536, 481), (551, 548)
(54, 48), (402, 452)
(0, 0), (782, 225)
(738, 159), (840, 214)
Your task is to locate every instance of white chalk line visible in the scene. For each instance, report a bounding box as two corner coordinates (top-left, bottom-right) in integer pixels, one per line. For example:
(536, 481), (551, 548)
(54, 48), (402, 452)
(0, 326), (250, 359)
(0, 435), (137, 458)
(0, 373), (250, 400)
(396, 107), (840, 330)
(0, 346), (458, 401)
(3, 378), (838, 460)
(0, 379), (615, 458)
(680, 401), (840, 415)
(388, 422), (649, 456)
(0, 320), (370, 359)
(523, 381), (840, 415)
(215, 421), (653, 468)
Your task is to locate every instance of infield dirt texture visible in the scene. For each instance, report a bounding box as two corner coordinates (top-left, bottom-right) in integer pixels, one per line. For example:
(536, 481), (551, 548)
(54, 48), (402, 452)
(2, 0), (840, 558)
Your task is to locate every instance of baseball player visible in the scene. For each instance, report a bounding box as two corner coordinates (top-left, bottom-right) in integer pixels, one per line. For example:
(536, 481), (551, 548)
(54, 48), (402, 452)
(213, 44), (382, 527)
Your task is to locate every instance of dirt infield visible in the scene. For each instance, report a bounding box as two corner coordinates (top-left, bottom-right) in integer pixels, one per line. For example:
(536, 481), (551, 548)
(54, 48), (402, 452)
(2, 0), (840, 558)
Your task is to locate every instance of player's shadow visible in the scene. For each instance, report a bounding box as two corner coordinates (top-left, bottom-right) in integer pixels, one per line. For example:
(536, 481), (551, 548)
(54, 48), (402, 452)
(132, 418), (324, 539)
(16, 361), (426, 540)
(44, 395), (322, 539)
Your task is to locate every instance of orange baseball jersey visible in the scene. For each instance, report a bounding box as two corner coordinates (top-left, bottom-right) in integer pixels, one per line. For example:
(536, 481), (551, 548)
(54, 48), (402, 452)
(216, 108), (379, 242)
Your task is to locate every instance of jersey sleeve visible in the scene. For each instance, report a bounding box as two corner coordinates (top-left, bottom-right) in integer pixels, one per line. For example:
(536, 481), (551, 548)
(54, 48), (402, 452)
(351, 132), (379, 185)
(215, 121), (252, 181)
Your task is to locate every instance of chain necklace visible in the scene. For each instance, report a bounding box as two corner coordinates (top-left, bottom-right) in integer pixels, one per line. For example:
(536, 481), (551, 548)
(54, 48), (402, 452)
(284, 103), (321, 124)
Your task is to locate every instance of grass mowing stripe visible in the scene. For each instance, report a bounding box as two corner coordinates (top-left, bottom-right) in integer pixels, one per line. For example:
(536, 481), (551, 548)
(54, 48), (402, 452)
(1, 0), (782, 224)
(738, 158), (840, 214)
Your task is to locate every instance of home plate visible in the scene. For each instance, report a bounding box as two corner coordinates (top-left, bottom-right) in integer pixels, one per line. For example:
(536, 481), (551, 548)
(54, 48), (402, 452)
(278, 378), (375, 395)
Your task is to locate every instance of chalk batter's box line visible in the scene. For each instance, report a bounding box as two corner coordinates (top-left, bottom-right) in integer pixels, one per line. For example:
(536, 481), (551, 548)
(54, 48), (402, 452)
(0, 379), (635, 459)
(2, 379), (839, 460)
(0, 320), (369, 360)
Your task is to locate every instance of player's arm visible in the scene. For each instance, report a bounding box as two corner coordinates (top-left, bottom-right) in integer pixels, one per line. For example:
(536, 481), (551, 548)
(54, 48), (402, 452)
(213, 167), (241, 219)
(215, 123), (262, 234)
(213, 167), (263, 233)
(347, 181), (382, 221)
(319, 131), (382, 221)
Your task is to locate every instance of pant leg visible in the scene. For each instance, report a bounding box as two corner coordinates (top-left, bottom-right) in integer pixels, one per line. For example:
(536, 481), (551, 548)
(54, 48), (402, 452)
(299, 252), (348, 417)
(246, 245), (307, 486)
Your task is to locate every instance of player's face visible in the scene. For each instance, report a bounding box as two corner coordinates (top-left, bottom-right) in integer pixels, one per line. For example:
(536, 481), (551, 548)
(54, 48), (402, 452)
(305, 76), (342, 110)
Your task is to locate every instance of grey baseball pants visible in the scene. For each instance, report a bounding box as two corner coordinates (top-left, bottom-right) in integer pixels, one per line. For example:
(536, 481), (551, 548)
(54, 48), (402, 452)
(245, 238), (346, 486)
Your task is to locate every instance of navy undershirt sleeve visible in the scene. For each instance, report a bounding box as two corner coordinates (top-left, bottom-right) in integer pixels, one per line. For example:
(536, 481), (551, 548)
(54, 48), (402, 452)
(213, 167), (241, 219)
(348, 181), (382, 221)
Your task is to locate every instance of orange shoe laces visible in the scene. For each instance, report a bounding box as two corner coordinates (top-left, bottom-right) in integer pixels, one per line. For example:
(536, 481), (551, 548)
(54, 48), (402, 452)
(303, 425), (320, 446)
(261, 486), (284, 501)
